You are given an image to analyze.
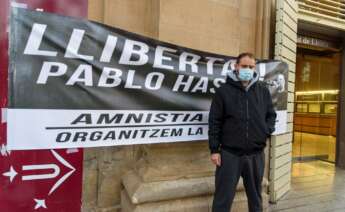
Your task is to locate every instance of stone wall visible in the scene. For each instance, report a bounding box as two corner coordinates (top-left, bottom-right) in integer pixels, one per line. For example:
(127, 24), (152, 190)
(83, 1), (272, 211)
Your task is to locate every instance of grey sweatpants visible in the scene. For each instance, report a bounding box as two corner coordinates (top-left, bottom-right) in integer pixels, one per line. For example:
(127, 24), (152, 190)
(212, 150), (265, 212)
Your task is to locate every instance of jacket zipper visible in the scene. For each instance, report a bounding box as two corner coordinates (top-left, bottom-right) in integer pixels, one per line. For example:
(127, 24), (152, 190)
(246, 94), (249, 153)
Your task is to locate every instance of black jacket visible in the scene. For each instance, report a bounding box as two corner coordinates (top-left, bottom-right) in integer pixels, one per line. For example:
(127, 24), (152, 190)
(208, 70), (277, 155)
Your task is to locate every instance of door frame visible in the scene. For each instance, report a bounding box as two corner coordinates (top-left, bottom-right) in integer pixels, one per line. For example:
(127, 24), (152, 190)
(336, 40), (345, 169)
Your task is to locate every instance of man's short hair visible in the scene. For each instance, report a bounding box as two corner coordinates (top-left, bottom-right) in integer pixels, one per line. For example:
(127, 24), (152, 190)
(236, 52), (255, 64)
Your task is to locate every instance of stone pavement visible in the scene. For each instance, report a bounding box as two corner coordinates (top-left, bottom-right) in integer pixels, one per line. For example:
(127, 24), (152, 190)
(270, 161), (345, 212)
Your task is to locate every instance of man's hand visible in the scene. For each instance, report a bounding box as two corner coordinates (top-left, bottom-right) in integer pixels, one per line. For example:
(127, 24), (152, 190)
(211, 153), (221, 166)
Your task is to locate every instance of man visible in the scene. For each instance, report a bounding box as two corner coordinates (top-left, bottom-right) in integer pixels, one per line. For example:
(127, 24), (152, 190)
(209, 52), (277, 212)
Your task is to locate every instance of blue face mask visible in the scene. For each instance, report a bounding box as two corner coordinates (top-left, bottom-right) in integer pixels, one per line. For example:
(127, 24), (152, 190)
(238, 68), (254, 81)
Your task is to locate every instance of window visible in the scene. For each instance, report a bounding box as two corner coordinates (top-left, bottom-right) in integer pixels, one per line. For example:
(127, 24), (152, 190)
(296, 103), (308, 113)
(309, 103), (320, 113)
(324, 104), (337, 114)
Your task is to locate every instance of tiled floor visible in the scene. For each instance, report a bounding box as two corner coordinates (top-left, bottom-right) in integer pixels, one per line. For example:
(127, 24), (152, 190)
(293, 132), (336, 162)
(270, 161), (345, 212)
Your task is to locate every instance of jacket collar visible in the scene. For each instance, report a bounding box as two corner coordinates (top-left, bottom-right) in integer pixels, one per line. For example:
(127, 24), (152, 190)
(226, 69), (260, 92)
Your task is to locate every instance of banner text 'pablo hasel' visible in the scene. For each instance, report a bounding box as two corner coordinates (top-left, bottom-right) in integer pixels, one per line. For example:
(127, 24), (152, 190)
(23, 23), (266, 93)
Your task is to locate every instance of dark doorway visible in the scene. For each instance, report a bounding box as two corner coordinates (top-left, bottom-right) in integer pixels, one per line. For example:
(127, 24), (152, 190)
(293, 46), (341, 163)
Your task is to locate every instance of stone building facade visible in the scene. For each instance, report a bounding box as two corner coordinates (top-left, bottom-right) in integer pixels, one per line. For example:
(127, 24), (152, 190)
(82, 0), (276, 211)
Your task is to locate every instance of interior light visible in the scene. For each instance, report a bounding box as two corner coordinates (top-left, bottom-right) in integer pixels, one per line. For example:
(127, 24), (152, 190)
(295, 90), (339, 95)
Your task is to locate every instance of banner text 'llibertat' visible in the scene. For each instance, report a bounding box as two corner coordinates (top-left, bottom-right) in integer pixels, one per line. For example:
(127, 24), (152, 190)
(22, 23), (267, 93)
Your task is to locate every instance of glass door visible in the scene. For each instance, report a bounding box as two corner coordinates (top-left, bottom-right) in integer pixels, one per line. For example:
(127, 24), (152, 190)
(293, 48), (339, 163)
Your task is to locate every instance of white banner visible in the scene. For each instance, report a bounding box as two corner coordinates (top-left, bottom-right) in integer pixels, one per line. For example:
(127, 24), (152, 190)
(8, 8), (289, 150)
(7, 109), (285, 150)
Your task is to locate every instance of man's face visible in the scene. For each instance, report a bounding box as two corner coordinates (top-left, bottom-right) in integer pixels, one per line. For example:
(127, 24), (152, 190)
(235, 56), (256, 72)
